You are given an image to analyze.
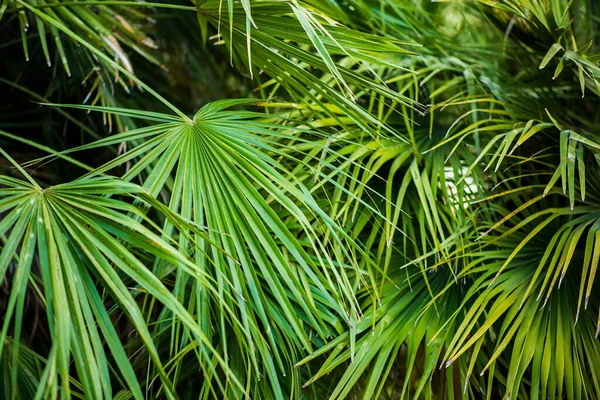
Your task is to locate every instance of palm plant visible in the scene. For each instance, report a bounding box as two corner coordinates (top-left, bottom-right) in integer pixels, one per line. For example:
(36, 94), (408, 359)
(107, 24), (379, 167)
(0, 0), (599, 398)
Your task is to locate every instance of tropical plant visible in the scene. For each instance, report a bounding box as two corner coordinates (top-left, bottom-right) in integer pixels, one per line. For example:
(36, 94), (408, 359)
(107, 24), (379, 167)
(0, 0), (599, 398)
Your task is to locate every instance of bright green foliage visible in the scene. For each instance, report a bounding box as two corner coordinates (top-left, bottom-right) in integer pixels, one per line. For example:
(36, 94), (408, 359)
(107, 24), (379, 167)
(0, 0), (599, 399)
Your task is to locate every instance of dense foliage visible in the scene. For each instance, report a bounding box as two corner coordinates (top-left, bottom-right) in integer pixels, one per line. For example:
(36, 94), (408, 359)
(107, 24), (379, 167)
(1, 0), (599, 398)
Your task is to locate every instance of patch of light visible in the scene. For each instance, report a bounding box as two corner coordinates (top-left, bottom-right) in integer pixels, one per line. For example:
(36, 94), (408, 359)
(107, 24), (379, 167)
(443, 166), (478, 211)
